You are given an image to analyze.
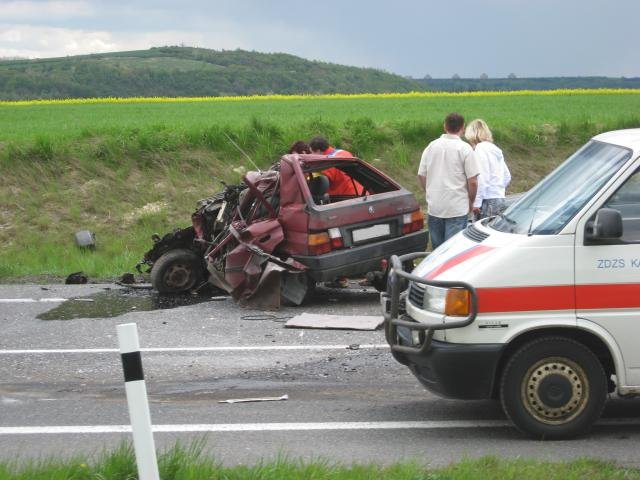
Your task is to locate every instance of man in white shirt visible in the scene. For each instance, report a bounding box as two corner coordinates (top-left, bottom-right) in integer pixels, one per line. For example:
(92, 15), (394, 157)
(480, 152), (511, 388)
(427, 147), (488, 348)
(417, 113), (480, 250)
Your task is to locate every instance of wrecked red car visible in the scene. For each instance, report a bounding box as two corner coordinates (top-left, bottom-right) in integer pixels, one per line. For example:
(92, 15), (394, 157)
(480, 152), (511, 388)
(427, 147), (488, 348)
(136, 153), (428, 308)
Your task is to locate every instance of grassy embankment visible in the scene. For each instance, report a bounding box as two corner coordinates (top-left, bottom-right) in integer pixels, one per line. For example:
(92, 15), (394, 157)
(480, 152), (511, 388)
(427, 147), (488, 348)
(1, 90), (639, 280)
(1, 442), (639, 480)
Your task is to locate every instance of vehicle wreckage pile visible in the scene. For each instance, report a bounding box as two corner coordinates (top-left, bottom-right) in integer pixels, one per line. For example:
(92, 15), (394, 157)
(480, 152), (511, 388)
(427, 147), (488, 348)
(136, 153), (428, 309)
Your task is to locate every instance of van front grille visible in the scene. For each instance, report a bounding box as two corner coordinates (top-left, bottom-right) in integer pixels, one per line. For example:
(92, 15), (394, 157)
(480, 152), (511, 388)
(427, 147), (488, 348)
(408, 282), (425, 308)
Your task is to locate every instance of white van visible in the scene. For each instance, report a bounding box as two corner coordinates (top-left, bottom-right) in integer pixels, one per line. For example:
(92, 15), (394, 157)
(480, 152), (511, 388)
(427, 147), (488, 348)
(382, 129), (640, 439)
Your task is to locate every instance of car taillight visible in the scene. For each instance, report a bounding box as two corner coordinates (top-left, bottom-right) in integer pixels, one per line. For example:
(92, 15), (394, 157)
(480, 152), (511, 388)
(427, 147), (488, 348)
(308, 232), (332, 255)
(328, 228), (343, 249)
(403, 210), (424, 234)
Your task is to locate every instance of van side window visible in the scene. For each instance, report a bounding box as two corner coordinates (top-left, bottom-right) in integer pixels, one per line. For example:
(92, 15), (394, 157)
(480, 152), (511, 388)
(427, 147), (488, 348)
(603, 168), (640, 243)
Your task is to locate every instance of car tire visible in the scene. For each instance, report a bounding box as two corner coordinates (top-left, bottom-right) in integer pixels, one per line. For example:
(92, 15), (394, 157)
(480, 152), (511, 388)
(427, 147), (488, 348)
(500, 336), (607, 440)
(150, 249), (203, 294)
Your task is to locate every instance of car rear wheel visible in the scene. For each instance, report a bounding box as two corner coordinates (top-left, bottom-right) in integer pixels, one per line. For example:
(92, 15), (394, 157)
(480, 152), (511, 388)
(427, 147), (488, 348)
(500, 336), (607, 439)
(151, 249), (204, 293)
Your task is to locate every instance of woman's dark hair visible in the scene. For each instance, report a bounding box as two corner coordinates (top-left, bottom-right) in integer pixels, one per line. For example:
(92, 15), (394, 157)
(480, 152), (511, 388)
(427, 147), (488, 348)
(288, 140), (311, 154)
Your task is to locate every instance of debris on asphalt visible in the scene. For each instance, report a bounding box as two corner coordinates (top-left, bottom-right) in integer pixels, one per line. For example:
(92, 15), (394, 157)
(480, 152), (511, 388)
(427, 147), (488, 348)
(241, 313), (292, 323)
(65, 272), (88, 284)
(119, 273), (136, 284)
(116, 282), (153, 290)
(347, 344), (361, 350)
(285, 313), (383, 331)
(218, 394), (289, 404)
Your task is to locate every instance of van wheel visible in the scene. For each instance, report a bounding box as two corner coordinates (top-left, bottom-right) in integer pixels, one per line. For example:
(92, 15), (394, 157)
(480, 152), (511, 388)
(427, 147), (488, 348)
(500, 336), (607, 440)
(151, 249), (203, 293)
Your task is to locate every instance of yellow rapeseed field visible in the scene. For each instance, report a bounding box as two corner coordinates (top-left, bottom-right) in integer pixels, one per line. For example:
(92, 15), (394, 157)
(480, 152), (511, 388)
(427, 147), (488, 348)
(2, 88), (640, 107)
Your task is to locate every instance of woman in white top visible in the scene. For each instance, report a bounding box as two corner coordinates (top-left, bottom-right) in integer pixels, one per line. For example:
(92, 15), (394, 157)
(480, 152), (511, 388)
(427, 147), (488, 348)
(464, 119), (511, 219)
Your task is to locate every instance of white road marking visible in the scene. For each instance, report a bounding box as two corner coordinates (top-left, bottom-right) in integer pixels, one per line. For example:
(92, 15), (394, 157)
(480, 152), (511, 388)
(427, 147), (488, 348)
(0, 420), (508, 434)
(0, 418), (638, 435)
(0, 298), (67, 303)
(0, 344), (388, 354)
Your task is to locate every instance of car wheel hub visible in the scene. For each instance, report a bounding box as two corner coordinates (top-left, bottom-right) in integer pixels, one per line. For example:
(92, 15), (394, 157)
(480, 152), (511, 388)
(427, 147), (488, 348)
(521, 357), (589, 425)
(164, 263), (192, 289)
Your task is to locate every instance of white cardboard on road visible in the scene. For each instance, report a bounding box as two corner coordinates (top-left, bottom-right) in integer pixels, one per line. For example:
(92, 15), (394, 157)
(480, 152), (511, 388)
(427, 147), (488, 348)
(285, 313), (383, 330)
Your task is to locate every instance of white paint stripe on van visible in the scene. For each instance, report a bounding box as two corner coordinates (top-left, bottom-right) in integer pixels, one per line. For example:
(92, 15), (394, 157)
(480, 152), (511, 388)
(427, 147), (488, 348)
(0, 345), (388, 355)
(0, 418), (637, 435)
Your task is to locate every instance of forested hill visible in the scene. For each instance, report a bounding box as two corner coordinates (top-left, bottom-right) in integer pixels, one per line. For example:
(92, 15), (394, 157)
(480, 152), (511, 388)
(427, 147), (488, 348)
(0, 46), (425, 100)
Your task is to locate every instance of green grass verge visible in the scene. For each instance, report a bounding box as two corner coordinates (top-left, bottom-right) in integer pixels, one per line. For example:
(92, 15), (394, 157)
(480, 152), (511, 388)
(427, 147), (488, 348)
(1, 93), (638, 280)
(1, 441), (639, 480)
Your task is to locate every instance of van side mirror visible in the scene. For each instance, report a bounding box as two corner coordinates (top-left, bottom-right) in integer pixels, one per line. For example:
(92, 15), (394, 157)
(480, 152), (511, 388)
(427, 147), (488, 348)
(585, 208), (623, 244)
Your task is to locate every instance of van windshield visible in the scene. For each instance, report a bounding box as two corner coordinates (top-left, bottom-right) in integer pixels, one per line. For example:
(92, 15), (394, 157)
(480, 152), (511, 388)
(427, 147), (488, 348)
(489, 140), (632, 235)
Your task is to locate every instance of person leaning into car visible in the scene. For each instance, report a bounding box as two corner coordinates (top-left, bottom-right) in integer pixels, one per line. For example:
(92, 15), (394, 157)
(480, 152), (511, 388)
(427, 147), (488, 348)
(309, 136), (363, 196)
(417, 113), (480, 250)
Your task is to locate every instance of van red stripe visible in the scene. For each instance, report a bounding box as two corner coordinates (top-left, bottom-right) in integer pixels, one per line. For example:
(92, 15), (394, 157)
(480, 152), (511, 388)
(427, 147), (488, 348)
(425, 245), (494, 280)
(477, 285), (575, 313)
(576, 284), (640, 309)
(476, 283), (640, 313)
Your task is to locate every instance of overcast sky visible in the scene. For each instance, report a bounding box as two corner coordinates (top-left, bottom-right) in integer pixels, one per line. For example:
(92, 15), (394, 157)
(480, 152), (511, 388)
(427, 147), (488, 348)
(0, 0), (637, 78)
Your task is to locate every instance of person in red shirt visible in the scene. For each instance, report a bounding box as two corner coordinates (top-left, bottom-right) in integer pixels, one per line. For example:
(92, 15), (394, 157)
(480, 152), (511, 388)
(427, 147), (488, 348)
(309, 136), (363, 196)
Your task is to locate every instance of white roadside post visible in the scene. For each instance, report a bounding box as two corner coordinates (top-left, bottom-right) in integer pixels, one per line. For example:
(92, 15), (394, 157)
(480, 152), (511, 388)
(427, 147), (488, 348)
(117, 323), (160, 480)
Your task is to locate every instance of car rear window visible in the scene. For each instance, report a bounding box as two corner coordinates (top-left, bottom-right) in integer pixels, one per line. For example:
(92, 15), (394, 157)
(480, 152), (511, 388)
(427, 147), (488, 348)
(303, 159), (400, 203)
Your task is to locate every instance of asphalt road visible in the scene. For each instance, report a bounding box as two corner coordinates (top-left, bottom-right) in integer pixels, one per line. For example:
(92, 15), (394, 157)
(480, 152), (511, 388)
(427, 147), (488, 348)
(2, 283), (640, 467)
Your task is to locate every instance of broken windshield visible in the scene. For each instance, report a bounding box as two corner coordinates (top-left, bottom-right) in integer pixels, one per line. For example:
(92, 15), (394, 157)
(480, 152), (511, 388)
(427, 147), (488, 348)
(489, 140), (632, 235)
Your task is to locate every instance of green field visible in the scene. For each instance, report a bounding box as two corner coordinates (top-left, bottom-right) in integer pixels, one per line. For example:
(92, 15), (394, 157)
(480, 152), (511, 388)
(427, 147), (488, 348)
(2, 92), (640, 143)
(1, 91), (639, 280)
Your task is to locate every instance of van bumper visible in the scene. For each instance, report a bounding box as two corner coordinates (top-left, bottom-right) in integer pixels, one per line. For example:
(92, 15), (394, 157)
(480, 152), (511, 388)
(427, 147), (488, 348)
(393, 329), (504, 400)
(293, 230), (428, 281)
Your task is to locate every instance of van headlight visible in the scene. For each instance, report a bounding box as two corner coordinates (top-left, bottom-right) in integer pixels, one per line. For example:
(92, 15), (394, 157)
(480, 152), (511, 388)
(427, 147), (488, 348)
(423, 285), (470, 316)
(423, 285), (447, 312)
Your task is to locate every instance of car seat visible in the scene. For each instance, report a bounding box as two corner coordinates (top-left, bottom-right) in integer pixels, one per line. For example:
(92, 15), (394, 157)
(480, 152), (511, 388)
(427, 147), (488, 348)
(308, 175), (330, 204)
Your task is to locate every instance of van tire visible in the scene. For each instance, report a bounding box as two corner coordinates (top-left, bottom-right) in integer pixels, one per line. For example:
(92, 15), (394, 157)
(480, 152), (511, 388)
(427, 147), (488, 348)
(500, 336), (607, 440)
(151, 249), (203, 294)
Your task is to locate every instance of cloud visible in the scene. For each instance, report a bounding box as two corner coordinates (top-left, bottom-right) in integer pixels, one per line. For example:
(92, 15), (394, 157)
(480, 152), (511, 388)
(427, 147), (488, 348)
(0, 0), (638, 77)
(0, 1), (94, 20)
(0, 24), (247, 59)
(0, 25), (115, 57)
